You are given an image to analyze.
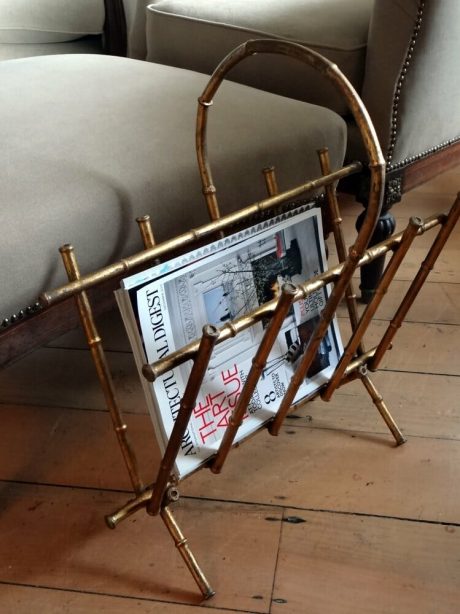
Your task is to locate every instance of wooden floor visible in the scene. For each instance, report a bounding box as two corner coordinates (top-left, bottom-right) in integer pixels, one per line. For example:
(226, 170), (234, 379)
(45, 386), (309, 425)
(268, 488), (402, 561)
(1, 170), (459, 613)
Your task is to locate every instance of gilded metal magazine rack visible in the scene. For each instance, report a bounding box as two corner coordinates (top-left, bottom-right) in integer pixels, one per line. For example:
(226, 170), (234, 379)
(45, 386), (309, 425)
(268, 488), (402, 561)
(40, 40), (460, 599)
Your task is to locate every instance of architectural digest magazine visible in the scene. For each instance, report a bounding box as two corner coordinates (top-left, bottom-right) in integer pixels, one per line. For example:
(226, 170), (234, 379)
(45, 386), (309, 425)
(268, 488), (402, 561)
(116, 204), (343, 478)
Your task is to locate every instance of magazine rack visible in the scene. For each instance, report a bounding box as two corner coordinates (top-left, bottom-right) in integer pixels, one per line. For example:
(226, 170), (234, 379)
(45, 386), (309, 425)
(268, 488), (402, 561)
(39, 40), (460, 599)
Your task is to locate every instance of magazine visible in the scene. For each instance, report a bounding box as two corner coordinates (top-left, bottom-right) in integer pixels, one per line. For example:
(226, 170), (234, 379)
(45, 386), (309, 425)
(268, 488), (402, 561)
(116, 204), (343, 479)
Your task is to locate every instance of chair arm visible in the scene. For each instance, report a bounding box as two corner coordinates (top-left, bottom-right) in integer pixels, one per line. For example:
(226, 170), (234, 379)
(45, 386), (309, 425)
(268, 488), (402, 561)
(361, 0), (460, 172)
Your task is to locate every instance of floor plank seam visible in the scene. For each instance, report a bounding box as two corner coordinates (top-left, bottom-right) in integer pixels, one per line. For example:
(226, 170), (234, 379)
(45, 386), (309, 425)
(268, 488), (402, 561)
(0, 477), (134, 496)
(0, 401), (147, 417)
(371, 367), (460, 378)
(0, 580), (258, 613)
(45, 345), (135, 356)
(2, 479), (458, 528)
(364, 318), (460, 326)
(185, 495), (460, 528)
(282, 423), (460, 443)
(268, 507), (285, 613)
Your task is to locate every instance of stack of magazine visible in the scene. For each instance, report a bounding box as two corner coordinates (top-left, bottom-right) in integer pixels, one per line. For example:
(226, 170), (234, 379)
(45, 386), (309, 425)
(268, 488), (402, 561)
(116, 204), (343, 478)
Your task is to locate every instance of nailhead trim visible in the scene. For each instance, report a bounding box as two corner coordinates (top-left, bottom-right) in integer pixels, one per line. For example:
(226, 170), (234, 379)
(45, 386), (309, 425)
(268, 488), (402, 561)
(386, 1), (425, 165)
(1, 196), (326, 330)
(387, 135), (460, 172)
(1, 302), (42, 330)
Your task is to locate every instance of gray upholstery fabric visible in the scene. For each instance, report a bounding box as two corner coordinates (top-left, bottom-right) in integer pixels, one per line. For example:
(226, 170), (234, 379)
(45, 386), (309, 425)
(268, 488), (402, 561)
(1, 54), (346, 319)
(361, 0), (460, 167)
(0, 0), (105, 43)
(146, 0), (374, 115)
(0, 37), (103, 61)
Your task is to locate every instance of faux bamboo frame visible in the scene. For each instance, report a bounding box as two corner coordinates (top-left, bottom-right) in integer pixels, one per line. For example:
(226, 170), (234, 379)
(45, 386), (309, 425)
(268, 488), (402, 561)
(34, 40), (459, 599)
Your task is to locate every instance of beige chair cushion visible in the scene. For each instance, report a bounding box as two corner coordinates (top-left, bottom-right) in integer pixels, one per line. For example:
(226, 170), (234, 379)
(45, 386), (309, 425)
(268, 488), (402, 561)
(146, 0), (374, 114)
(0, 54), (346, 320)
(0, 0), (105, 44)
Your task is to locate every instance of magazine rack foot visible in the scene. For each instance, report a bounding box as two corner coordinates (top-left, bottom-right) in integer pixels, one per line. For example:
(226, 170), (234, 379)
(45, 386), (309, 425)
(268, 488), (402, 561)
(359, 367), (406, 445)
(106, 490), (214, 599)
(161, 505), (216, 599)
(36, 40), (460, 599)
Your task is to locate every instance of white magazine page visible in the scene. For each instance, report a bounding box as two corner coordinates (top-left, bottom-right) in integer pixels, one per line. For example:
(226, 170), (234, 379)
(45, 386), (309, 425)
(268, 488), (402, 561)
(135, 206), (343, 479)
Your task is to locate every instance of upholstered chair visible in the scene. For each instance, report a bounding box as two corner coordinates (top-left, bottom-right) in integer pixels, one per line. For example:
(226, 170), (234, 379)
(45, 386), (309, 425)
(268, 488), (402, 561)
(0, 0), (127, 60)
(146, 0), (460, 299)
(0, 2), (348, 364)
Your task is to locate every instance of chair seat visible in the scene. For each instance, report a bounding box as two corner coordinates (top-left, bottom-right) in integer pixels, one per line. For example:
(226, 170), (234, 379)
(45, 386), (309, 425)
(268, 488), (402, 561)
(146, 0), (374, 114)
(1, 54), (346, 320)
(0, 0), (105, 44)
(0, 0), (106, 60)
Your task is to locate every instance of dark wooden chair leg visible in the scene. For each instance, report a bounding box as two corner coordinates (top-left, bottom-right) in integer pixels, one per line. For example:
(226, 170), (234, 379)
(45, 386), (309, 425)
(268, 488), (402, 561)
(353, 174), (403, 303)
(103, 0), (127, 56)
(356, 207), (396, 303)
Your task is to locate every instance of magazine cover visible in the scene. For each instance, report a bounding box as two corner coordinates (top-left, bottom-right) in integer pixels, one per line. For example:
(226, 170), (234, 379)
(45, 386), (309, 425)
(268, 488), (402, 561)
(116, 205), (343, 478)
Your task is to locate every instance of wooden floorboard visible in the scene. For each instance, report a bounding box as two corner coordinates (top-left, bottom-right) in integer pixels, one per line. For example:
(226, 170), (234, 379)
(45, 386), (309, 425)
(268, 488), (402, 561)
(0, 346), (147, 413)
(297, 371), (460, 440)
(0, 320), (457, 412)
(0, 482), (282, 613)
(336, 279), (460, 324)
(338, 319), (460, 376)
(0, 404), (158, 491)
(1, 169), (459, 612)
(272, 510), (460, 614)
(182, 426), (460, 524)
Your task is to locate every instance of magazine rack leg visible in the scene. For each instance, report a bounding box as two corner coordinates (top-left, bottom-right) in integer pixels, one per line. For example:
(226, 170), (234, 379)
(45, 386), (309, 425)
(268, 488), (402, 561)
(59, 245), (144, 494)
(322, 216), (422, 403)
(369, 194), (460, 371)
(105, 491), (216, 599)
(148, 325), (219, 515)
(359, 368), (406, 443)
(161, 505), (215, 600)
(211, 282), (298, 474)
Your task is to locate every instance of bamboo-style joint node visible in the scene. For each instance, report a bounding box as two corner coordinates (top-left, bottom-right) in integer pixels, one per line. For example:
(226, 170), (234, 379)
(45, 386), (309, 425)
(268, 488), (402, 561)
(166, 486), (180, 504)
(198, 97), (213, 107)
(176, 538), (188, 548)
(59, 243), (74, 254)
(88, 336), (102, 347)
(227, 322), (238, 338)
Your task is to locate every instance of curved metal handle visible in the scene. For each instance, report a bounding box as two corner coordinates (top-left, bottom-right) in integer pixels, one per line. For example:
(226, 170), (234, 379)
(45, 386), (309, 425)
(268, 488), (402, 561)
(196, 40), (386, 423)
(196, 38), (385, 254)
